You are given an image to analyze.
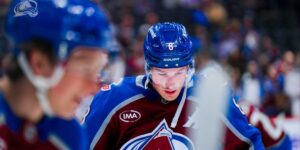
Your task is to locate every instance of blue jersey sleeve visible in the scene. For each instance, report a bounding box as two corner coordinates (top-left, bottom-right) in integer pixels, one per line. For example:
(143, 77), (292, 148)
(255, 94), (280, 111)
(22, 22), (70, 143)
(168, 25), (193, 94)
(268, 135), (292, 150)
(84, 89), (113, 147)
(225, 98), (265, 150)
(38, 116), (88, 150)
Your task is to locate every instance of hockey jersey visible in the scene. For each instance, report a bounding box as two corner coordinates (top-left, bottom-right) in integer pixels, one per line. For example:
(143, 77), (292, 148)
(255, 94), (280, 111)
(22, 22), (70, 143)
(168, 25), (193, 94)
(0, 92), (87, 150)
(241, 104), (292, 150)
(85, 75), (265, 149)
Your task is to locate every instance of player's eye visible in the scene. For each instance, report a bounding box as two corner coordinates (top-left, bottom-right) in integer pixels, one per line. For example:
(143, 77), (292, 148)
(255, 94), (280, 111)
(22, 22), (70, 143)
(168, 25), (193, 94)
(175, 69), (187, 76)
(158, 72), (166, 76)
(175, 71), (183, 76)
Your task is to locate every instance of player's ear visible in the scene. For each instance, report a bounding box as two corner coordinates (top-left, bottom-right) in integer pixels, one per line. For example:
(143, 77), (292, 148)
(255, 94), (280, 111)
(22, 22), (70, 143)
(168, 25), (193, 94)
(28, 49), (54, 77)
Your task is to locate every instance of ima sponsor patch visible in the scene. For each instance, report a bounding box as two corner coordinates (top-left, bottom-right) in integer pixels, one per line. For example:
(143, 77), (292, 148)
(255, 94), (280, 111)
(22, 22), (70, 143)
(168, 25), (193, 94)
(119, 110), (141, 123)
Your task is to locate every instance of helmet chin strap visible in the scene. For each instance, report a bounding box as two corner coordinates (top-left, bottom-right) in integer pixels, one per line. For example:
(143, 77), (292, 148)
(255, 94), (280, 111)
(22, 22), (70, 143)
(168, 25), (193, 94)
(170, 67), (194, 128)
(17, 52), (65, 117)
(144, 63), (151, 89)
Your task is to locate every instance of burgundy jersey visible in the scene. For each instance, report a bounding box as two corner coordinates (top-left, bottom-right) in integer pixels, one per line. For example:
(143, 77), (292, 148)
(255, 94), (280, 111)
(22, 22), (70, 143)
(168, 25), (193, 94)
(241, 104), (292, 150)
(85, 75), (264, 149)
(0, 93), (87, 150)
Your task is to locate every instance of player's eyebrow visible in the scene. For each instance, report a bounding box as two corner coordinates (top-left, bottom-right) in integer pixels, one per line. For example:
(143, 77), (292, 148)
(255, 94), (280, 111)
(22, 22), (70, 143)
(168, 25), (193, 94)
(153, 68), (164, 72)
(177, 67), (188, 72)
(153, 67), (187, 72)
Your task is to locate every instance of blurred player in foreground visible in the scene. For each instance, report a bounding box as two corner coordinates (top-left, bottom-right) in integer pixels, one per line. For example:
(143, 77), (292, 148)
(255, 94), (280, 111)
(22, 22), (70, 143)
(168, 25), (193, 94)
(84, 22), (264, 149)
(198, 64), (291, 150)
(0, 0), (110, 149)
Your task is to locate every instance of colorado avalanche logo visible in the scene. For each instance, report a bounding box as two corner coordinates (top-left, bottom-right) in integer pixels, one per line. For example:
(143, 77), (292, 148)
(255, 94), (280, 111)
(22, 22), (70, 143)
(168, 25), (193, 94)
(14, 0), (38, 17)
(121, 120), (194, 150)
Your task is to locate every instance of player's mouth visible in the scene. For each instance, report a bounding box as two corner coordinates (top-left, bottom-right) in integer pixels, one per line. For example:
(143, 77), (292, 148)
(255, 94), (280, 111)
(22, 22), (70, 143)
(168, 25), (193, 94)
(164, 90), (176, 95)
(73, 97), (82, 108)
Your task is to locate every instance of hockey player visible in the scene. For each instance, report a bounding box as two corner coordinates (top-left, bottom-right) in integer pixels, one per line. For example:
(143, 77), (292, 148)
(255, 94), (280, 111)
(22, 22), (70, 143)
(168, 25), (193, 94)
(84, 22), (265, 149)
(0, 0), (110, 149)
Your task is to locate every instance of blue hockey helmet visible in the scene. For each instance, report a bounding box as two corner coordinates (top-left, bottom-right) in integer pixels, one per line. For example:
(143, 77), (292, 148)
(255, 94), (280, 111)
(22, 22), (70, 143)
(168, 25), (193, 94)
(5, 0), (111, 60)
(144, 22), (194, 68)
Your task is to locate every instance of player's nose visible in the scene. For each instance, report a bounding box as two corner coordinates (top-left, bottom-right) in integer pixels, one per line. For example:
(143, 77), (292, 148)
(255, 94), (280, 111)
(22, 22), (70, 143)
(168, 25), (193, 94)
(165, 78), (177, 90)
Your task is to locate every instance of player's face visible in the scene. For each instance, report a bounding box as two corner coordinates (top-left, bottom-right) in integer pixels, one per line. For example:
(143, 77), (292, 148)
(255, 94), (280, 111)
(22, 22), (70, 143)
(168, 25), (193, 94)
(48, 46), (108, 119)
(151, 66), (188, 101)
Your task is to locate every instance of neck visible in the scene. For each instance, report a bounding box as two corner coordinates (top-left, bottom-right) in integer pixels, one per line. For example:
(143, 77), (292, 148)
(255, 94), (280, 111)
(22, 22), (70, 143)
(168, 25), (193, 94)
(0, 76), (44, 123)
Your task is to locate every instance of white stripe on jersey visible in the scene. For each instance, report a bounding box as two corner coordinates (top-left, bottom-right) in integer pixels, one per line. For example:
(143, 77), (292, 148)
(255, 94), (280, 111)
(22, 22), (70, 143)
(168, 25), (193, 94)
(221, 115), (255, 150)
(49, 134), (69, 150)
